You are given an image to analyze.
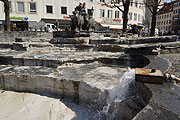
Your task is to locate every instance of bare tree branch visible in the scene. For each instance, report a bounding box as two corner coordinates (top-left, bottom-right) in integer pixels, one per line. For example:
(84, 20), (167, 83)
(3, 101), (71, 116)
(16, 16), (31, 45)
(102, 2), (115, 8)
(143, 1), (153, 13)
(147, 6), (153, 13)
(114, 4), (124, 12)
(158, 0), (162, 5)
(122, 0), (125, 5)
(99, 0), (130, 32)
(101, 1), (124, 12)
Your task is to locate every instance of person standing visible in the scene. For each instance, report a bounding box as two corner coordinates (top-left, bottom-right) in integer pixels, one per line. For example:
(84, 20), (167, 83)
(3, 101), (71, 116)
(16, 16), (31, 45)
(75, 3), (82, 12)
(56, 25), (59, 31)
(81, 3), (86, 15)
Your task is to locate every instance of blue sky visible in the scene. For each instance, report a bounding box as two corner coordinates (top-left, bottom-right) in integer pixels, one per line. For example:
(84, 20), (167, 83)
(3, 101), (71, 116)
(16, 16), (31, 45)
(164, 0), (175, 2)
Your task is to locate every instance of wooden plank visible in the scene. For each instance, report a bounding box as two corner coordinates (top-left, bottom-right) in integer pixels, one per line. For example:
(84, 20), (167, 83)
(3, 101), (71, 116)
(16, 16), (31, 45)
(135, 68), (164, 84)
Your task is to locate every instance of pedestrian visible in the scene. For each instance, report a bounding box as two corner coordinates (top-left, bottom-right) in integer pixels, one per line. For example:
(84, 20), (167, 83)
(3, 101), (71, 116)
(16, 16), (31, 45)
(56, 25), (59, 31)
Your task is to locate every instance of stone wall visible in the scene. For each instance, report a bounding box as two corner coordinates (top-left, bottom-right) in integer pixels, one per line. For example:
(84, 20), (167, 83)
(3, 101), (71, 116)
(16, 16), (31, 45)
(0, 31), (53, 42)
(126, 36), (178, 45)
(0, 73), (108, 106)
(0, 71), (152, 119)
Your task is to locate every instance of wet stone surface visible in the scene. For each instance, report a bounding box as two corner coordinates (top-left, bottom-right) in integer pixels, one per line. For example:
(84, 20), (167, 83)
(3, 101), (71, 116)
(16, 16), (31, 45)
(56, 62), (127, 90)
(0, 36), (180, 120)
(0, 65), (57, 76)
(134, 53), (180, 120)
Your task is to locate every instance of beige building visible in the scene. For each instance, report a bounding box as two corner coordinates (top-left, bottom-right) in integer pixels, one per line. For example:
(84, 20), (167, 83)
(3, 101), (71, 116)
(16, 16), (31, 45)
(0, 0), (95, 30)
(172, 0), (180, 34)
(144, 0), (164, 29)
(95, 0), (145, 30)
(0, 0), (146, 30)
(156, 2), (174, 32)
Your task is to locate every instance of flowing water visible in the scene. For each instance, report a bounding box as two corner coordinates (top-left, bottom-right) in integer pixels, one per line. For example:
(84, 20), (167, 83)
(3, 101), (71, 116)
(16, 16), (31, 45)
(92, 68), (136, 120)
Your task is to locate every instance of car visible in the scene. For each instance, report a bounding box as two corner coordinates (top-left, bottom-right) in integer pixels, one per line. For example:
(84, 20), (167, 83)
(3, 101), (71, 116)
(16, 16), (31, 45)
(45, 23), (56, 32)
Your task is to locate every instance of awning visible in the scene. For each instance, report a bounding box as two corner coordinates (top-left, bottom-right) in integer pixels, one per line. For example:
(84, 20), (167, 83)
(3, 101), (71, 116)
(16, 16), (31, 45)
(101, 24), (123, 29)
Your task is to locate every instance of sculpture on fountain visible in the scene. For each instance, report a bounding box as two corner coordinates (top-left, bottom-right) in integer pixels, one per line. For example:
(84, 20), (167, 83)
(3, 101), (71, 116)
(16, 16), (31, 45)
(70, 3), (95, 32)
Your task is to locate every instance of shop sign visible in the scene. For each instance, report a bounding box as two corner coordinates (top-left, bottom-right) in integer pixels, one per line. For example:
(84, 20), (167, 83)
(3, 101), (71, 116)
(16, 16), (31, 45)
(24, 17), (29, 21)
(10, 16), (29, 21)
(101, 18), (122, 24)
(113, 19), (121, 23)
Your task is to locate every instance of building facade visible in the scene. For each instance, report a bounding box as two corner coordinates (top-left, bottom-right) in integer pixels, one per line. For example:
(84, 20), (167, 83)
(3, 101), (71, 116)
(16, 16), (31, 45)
(156, 2), (174, 32)
(95, 0), (145, 30)
(0, 0), (95, 30)
(172, 0), (180, 34)
(0, 0), (146, 31)
(144, 0), (165, 31)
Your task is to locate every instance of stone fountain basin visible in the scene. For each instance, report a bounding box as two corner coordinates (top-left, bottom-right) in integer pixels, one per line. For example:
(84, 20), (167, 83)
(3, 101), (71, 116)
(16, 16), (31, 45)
(0, 62), (152, 120)
(0, 42), (153, 119)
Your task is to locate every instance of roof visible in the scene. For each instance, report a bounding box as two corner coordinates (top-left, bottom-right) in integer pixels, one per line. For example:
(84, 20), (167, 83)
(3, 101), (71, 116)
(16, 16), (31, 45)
(175, 0), (180, 2)
(158, 2), (174, 15)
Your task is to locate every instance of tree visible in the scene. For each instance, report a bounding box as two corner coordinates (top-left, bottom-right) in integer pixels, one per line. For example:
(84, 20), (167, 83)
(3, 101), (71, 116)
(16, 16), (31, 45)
(102, 0), (131, 32)
(144, 0), (163, 36)
(0, 0), (10, 31)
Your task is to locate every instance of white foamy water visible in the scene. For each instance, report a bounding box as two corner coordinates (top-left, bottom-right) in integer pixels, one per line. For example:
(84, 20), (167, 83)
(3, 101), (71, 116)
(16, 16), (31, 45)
(68, 68), (136, 120)
(99, 68), (136, 119)
(109, 68), (136, 101)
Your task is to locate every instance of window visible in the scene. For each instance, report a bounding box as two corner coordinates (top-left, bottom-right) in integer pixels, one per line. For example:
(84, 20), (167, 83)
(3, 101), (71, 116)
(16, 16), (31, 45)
(30, 3), (36, 13)
(61, 7), (67, 14)
(128, 12), (132, 20)
(9, 1), (12, 11)
(100, 9), (105, 17)
(114, 0), (120, 4)
(107, 10), (112, 18)
(100, 0), (105, 2)
(130, 0), (133, 6)
(138, 14), (140, 21)
(135, 1), (138, 7)
(134, 13), (137, 21)
(46, 5), (53, 13)
(115, 11), (119, 18)
(17, 2), (24, 12)
(141, 16), (144, 21)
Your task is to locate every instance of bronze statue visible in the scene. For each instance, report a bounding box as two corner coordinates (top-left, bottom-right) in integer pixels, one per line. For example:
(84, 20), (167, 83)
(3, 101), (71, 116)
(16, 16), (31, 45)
(70, 5), (95, 32)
